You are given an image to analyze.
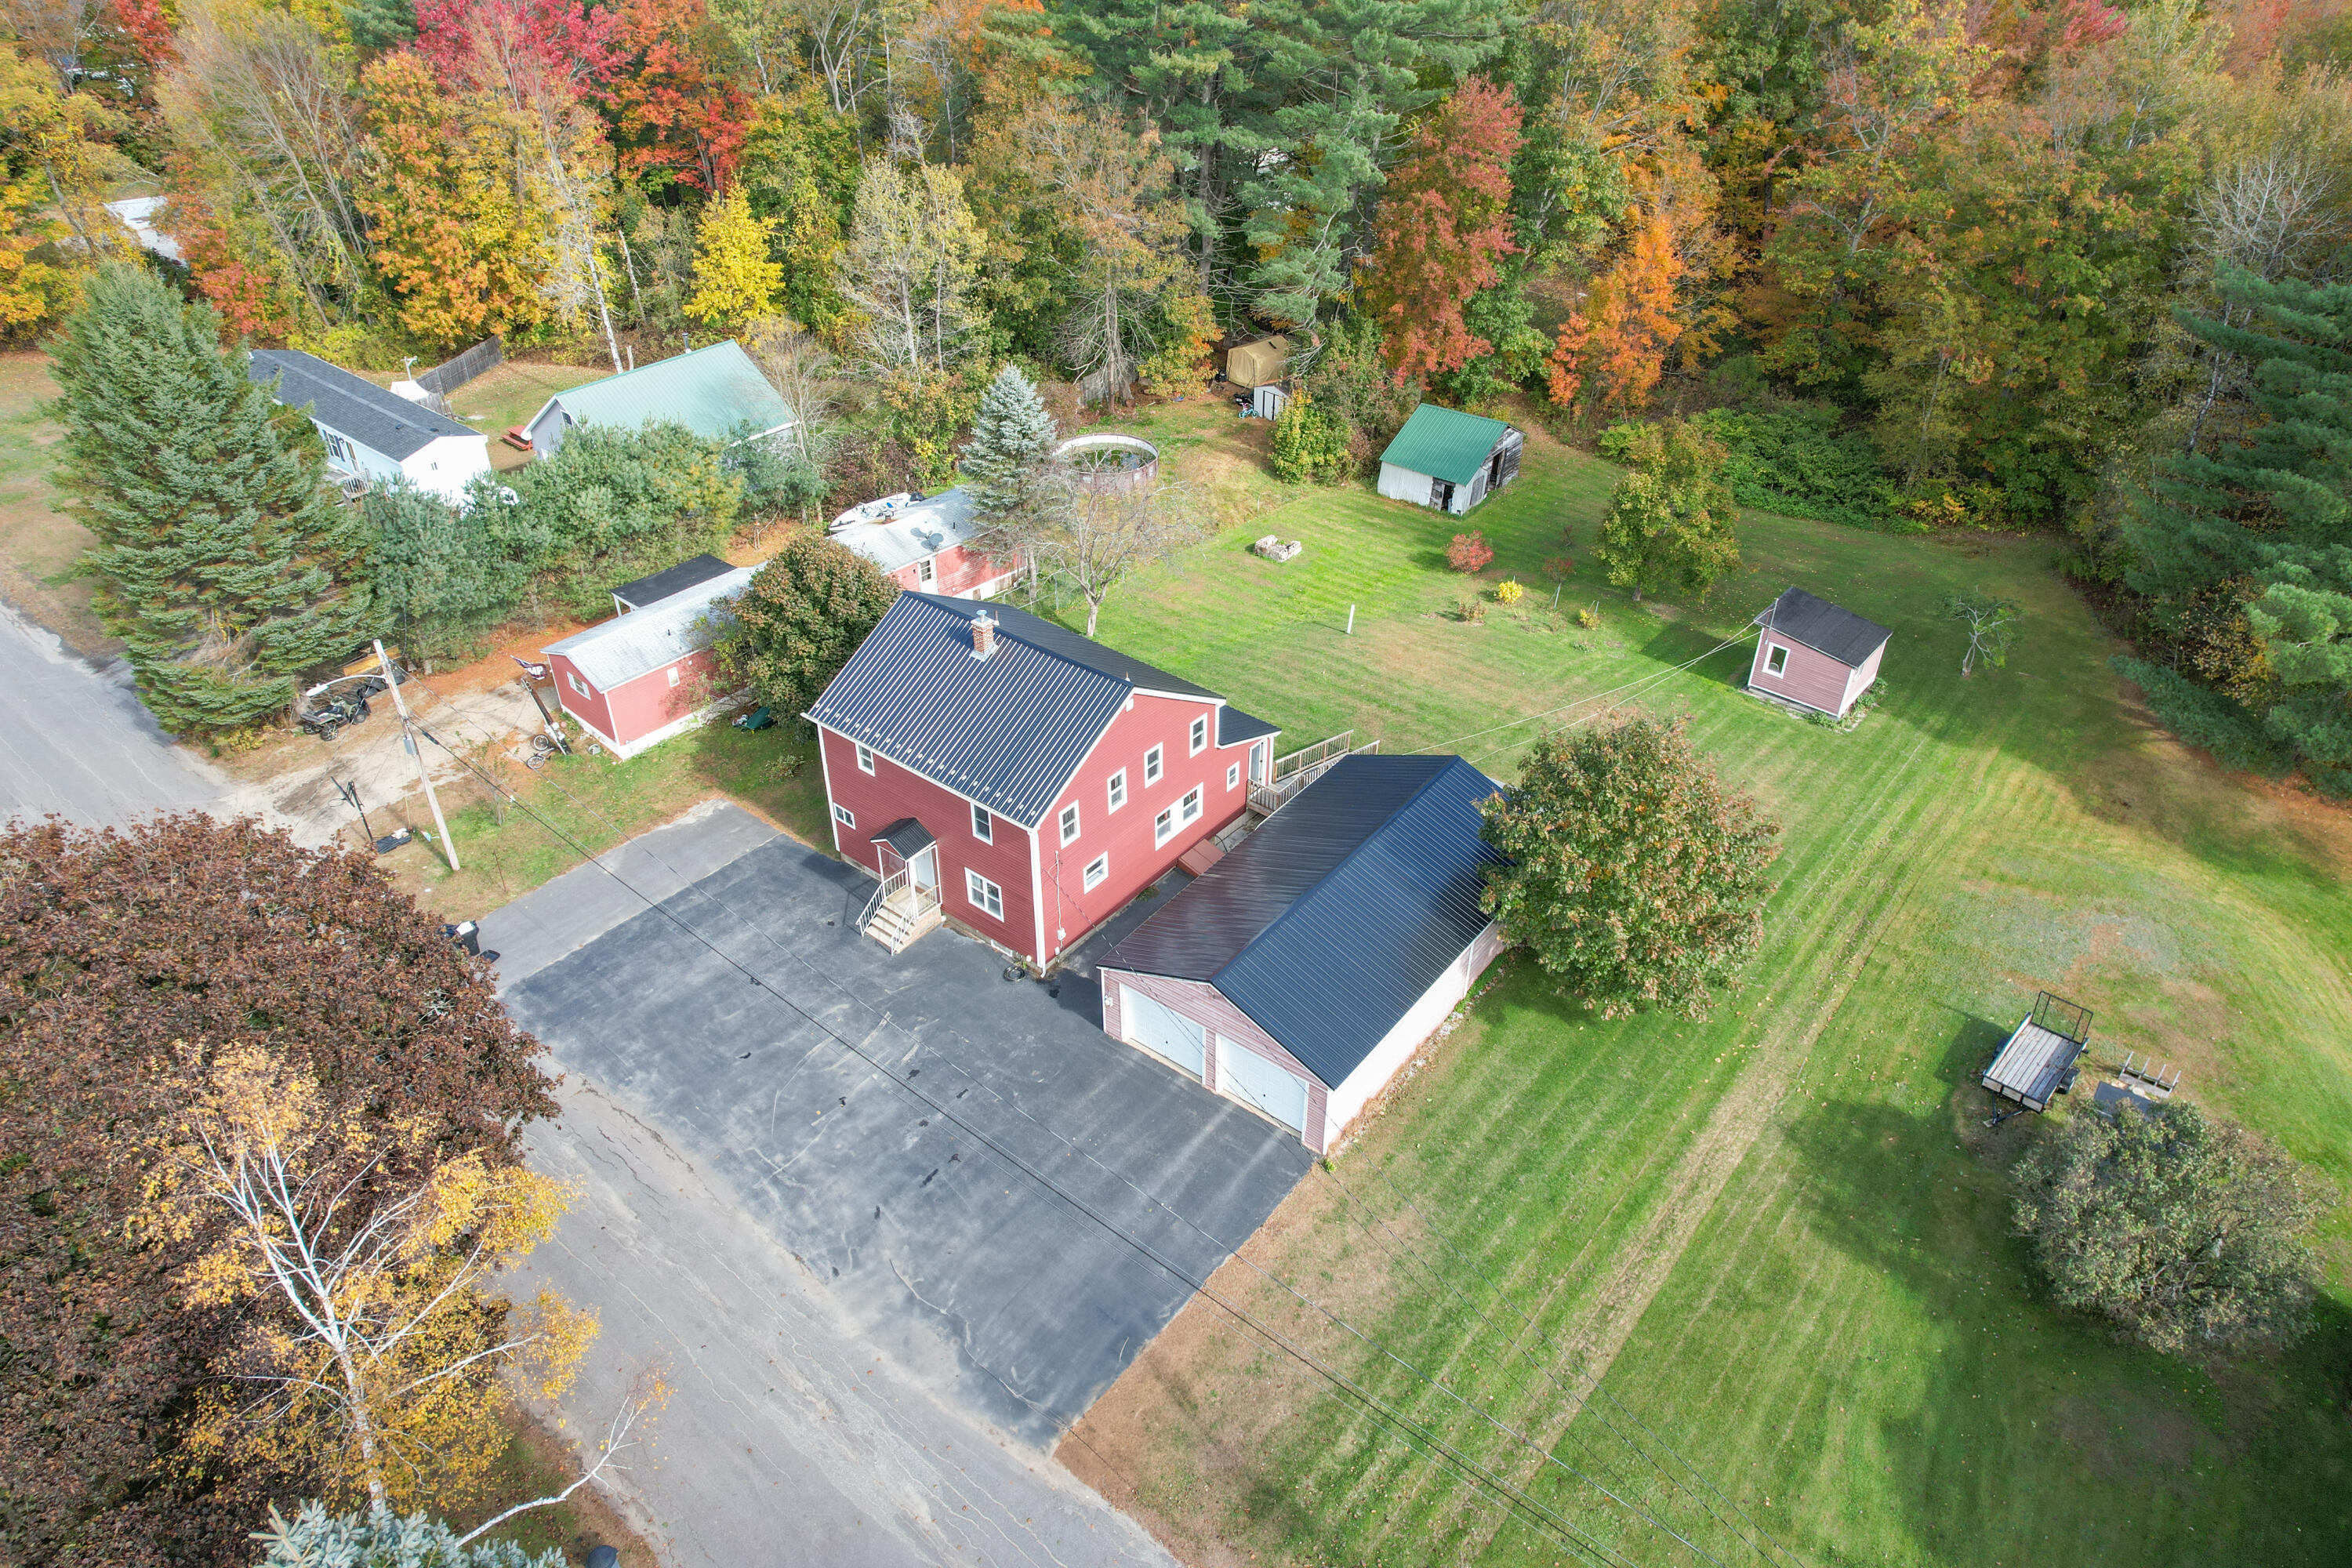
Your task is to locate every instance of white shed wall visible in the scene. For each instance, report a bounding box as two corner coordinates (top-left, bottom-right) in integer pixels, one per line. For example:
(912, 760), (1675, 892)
(1377, 461), (1431, 506)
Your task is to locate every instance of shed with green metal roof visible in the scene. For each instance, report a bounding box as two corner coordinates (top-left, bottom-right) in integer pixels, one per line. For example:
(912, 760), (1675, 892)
(1376, 402), (1524, 514)
(523, 339), (794, 457)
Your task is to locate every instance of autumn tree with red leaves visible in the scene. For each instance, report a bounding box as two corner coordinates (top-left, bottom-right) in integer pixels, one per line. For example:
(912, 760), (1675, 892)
(1359, 77), (1523, 384)
(604, 0), (754, 193)
(0, 815), (556, 1566)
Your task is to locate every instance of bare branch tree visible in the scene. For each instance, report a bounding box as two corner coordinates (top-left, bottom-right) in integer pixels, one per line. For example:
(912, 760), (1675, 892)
(1944, 590), (2020, 676)
(1015, 470), (1200, 638)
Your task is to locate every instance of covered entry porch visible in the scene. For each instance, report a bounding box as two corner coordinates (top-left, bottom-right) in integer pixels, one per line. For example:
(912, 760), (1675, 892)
(859, 818), (945, 954)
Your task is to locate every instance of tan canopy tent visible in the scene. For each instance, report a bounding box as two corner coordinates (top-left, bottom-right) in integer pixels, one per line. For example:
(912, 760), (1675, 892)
(1225, 336), (1291, 388)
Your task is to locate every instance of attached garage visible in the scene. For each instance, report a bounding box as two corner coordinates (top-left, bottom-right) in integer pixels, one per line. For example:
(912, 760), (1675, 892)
(1098, 753), (1508, 1152)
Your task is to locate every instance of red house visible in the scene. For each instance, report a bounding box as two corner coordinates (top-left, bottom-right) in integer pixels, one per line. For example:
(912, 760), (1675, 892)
(543, 563), (757, 759)
(1748, 586), (1891, 719)
(829, 486), (1021, 599)
(806, 593), (1279, 965)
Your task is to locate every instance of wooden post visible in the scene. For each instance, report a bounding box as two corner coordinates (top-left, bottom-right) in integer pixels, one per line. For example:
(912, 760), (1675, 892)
(377, 640), (459, 872)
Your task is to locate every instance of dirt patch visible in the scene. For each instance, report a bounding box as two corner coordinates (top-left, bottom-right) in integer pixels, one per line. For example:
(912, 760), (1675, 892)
(0, 352), (110, 655)
(445, 1402), (662, 1567)
(2052, 1390), (2212, 1479)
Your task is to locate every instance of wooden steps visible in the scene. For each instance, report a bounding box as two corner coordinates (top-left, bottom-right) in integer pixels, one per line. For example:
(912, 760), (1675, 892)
(861, 887), (942, 954)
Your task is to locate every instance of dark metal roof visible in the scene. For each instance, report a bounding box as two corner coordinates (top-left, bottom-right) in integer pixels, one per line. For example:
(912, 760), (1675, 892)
(249, 348), (477, 462)
(1218, 704), (1279, 746)
(1754, 586), (1892, 667)
(1104, 754), (1504, 1088)
(806, 593), (1229, 826)
(871, 818), (936, 858)
(614, 553), (735, 611)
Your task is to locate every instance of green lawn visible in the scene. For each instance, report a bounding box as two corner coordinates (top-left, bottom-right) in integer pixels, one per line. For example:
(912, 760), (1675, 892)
(1056, 424), (2352, 1567)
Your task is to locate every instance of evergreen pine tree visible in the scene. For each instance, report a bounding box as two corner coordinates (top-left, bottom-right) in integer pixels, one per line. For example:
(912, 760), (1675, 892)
(961, 364), (1058, 521)
(2123, 267), (2352, 792)
(50, 264), (372, 733)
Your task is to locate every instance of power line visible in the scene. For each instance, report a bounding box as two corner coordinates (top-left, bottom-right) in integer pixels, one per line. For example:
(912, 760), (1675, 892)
(404, 718), (1642, 1568)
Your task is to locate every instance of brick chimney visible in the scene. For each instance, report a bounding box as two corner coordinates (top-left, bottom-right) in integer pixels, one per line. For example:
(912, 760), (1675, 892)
(970, 610), (997, 660)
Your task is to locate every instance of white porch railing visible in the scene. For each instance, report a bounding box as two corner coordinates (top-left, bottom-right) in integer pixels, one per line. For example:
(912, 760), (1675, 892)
(1247, 731), (1379, 817)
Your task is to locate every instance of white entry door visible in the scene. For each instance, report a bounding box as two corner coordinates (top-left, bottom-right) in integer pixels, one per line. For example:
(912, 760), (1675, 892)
(909, 845), (938, 893)
(1121, 985), (1205, 1076)
(1219, 1044), (1309, 1133)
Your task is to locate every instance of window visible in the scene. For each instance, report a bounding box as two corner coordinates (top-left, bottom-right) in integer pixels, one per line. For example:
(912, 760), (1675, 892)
(1766, 644), (1790, 676)
(1144, 744), (1163, 785)
(1154, 805), (1174, 846)
(1189, 714), (1208, 754)
(1059, 802), (1080, 845)
(971, 803), (993, 843)
(568, 671), (590, 699)
(855, 742), (875, 775)
(1107, 769), (1127, 811)
(666, 666), (681, 688)
(965, 869), (1004, 920)
(1180, 786), (1202, 826)
(916, 557), (935, 586)
(1227, 762), (1241, 790)
(1083, 854), (1109, 891)
(833, 804), (855, 829)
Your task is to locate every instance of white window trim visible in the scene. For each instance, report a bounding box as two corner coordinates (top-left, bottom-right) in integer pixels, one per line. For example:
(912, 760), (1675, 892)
(833, 804), (856, 829)
(855, 742), (875, 774)
(1189, 714), (1207, 755)
(1180, 785), (1202, 826)
(1153, 805), (1175, 847)
(1083, 854), (1109, 891)
(1144, 744), (1163, 785)
(666, 666), (681, 688)
(1059, 802), (1080, 845)
(1227, 762), (1241, 789)
(1107, 768), (1127, 811)
(568, 671), (591, 699)
(965, 868), (1003, 919)
(1766, 643), (1790, 676)
(971, 803), (993, 844)
(916, 556), (936, 586)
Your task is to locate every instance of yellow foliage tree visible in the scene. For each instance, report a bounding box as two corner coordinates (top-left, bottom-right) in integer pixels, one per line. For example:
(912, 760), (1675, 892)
(140, 1043), (604, 1512)
(688, 183), (784, 329)
(0, 44), (129, 338)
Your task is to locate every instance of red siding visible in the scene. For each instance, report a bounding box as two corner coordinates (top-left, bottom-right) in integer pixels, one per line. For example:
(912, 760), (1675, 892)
(549, 645), (724, 750)
(1100, 970), (1334, 1151)
(818, 726), (1040, 957)
(1031, 694), (1254, 965)
(1748, 634), (1855, 716)
(885, 540), (1021, 599)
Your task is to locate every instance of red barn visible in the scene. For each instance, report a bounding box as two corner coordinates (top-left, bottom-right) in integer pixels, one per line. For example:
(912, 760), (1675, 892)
(806, 593), (1279, 966)
(829, 486), (1021, 599)
(543, 563), (757, 759)
(1748, 586), (1891, 719)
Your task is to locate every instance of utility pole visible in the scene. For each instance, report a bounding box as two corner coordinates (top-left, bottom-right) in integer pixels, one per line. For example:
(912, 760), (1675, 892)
(377, 640), (459, 872)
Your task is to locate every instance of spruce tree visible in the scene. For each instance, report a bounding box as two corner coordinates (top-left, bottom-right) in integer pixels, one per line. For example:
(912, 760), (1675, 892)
(961, 364), (1058, 521)
(2123, 267), (2352, 792)
(50, 265), (371, 733)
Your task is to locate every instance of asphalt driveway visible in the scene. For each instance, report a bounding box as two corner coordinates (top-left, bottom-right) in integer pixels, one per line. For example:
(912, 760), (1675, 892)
(491, 804), (1312, 1450)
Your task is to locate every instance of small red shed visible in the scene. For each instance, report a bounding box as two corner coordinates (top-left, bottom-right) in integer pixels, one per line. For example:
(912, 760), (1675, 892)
(806, 593), (1279, 968)
(827, 486), (1021, 599)
(543, 563), (757, 758)
(1748, 586), (1891, 719)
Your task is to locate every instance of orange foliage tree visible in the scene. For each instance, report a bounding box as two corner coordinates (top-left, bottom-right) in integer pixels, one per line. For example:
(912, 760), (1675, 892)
(1545, 212), (1684, 416)
(1359, 77), (1523, 384)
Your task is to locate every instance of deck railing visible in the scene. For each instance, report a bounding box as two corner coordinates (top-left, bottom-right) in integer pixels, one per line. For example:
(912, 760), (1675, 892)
(859, 865), (909, 934)
(1248, 731), (1379, 817)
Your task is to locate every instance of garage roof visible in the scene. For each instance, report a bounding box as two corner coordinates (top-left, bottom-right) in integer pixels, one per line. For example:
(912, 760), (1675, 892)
(543, 564), (757, 690)
(249, 348), (477, 462)
(1105, 753), (1504, 1087)
(1378, 403), (1516, 485)
(807, 593), (1230, 826)
(1755, 586), (1891, 667)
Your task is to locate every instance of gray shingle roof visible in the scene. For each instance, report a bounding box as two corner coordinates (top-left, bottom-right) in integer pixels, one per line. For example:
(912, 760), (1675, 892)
(249, 349), (477, 463)
(613, 553), (736, 611)
(1755, 586), (1892, 667)
(1104, 754), (1504, 1087)
(806, 593), (1228, 826)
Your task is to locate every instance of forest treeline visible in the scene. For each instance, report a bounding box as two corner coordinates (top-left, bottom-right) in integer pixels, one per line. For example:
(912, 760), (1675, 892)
(5, 0), (2350, 782)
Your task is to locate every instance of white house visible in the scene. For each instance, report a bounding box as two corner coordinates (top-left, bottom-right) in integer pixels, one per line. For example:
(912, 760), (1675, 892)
(249, 349), (492, 505)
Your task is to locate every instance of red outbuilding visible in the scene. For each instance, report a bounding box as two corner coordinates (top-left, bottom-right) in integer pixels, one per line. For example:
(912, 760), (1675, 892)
(543, 563), (757, 759)
(1748, 586), (1891, 719)
(828, 486), (1022, 599)
(806, 593), (1279, 965)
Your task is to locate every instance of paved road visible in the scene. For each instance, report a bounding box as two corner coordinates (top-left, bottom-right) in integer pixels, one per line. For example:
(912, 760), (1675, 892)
(483, 803), (1309, 1566)
(0, 601), (234, 829)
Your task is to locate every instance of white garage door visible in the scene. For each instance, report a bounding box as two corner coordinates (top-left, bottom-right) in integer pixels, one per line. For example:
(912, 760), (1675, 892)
(1122, 985), (1204, 1076)
(1218, 1044), (1308, 1133)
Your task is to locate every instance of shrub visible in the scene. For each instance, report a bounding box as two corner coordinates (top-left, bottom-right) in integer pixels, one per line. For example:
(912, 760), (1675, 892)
(1269, 397), (1354, 484)
(1592, 419), (1740, 599)
(1495, 579), (1523, 604)
(1480, 715), (1780, 1018)
(1574, 602), (1599, 628)
(2111, 658), (2294, 775)
(1447, 531), (1494, 573)
(1681, 407), (1910, 533)
(2014, 1101), (2329, 1356)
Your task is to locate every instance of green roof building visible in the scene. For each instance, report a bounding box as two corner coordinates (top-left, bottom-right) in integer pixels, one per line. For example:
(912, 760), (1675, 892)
(523, 339), (794, 457)
(1376, 402), (1524, 514)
